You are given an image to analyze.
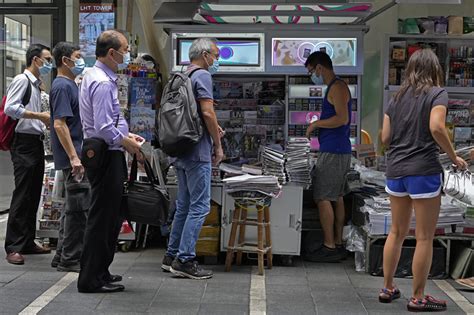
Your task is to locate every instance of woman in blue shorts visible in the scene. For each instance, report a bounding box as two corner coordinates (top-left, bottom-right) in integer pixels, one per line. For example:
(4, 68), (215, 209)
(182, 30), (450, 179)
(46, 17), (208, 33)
(379, 48), (468, 312)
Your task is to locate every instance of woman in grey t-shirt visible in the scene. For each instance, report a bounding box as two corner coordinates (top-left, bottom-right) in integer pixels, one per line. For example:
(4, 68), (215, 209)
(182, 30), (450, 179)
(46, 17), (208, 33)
(379, 49), (468, 312)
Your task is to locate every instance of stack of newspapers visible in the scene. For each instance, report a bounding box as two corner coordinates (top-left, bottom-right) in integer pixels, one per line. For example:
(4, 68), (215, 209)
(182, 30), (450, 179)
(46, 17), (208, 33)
(262, 146), (286, 184)
(222, 174), (282, 198)
(286, 138), (312, 187)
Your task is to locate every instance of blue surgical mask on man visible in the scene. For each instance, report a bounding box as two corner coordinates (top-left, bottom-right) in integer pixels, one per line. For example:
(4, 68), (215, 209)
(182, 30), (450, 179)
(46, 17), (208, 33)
(114, 50), (131, 71)
(311, 72), (324, 85)
(66, 57), (86, 76)
(204, 52), (219, 75)
(38, 58), (53, 76)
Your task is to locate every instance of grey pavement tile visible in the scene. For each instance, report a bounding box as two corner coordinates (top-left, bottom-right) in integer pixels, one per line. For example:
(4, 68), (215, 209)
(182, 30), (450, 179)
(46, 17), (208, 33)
(265, 274), (308, 286)
(201, 291), (249, 305)
(147, 302), (200, 314)
(315, 302), (368, 315)
(197, 303), (248, 315)
(19, 270), (64, 282)
(266, 284), (311, 295)
(267, 302), (317, 315)
(153, 285), (205, 303)
(0, 271), (25, 283)
(262, 266), (305, 277)
(3, 279), (55, 291)
(95, 298), (150, 313)
(39, 302), (102, 315)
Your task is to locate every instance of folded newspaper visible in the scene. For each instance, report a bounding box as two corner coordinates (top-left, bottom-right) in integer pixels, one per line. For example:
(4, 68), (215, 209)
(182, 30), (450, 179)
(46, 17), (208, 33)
(222, 174), (282, 198)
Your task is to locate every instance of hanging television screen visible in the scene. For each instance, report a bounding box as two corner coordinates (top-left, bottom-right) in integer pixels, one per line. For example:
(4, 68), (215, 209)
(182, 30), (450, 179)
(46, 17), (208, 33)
(177, 38), (261, 67)
(272, 38), (357, 67)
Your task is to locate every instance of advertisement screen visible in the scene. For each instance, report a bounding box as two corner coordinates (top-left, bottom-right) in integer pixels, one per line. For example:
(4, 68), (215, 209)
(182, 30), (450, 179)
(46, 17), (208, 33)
(178, 39), (260, 66)
(272, 38), (357, 67)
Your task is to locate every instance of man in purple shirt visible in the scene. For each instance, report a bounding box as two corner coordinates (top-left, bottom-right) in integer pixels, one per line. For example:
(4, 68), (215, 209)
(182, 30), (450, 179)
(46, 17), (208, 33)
(77, 30), (141, 293)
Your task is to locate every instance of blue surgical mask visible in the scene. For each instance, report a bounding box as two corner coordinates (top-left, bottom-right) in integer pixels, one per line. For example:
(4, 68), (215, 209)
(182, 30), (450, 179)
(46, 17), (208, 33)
(38, 58), (53, 76)
(311, 72), (324, 85)
(204, 52), (219, 75)
(114, 50), (131, 71)
(67, 57), (85, 76)
(208, 59), (219, 75)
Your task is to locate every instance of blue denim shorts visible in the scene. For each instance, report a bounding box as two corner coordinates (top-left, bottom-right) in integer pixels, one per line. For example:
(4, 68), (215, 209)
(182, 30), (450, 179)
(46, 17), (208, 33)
(385, 174), (443, 199)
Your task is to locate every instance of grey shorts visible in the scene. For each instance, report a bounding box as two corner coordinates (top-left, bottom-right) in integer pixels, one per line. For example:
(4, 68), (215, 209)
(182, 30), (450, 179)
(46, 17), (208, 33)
(312, 152), (351, 202)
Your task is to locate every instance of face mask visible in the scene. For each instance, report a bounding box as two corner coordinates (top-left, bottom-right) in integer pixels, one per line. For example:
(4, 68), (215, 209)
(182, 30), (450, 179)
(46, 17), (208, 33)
(114, 50), (130, 71)
(66, 57), (86, 76)
(311, 72), (324, 85)
(38, 58), (53, 76)
(204, 52), (219, 75)
(208, 59), (219, 75)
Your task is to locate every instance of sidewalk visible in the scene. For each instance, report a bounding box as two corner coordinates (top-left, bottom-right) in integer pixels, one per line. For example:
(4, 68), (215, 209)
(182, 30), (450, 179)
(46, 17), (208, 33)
(0, 246), (472, 314)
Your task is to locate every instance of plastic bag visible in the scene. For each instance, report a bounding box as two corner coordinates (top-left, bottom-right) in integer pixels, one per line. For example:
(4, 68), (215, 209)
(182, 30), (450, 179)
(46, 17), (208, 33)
(343, 224), (366, 253)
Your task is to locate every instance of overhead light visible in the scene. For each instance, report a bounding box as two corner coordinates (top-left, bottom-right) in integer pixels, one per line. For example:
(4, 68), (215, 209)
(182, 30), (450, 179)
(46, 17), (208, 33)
(396, 0), (462, 4)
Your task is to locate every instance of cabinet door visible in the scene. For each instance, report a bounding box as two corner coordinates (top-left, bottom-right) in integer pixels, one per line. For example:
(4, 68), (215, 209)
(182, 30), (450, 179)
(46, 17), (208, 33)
(220, 185), (303, 255)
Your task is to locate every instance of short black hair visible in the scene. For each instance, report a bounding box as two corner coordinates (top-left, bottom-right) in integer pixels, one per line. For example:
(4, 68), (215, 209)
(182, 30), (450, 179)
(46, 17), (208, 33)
(95, 30), (126, 58)
(305, 51), (333, 70)
(52, 41), (81, 68)
(26, 44), (50, 67)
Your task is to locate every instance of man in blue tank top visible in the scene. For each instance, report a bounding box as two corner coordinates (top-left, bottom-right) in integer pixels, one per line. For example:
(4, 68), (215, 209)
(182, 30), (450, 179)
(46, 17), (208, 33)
(304, 51), (352, 262)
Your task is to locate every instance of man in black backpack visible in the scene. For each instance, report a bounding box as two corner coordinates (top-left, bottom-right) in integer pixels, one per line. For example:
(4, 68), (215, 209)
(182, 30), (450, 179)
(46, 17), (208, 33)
(161, 38), (223, 279)
(4, 44), (52, 265)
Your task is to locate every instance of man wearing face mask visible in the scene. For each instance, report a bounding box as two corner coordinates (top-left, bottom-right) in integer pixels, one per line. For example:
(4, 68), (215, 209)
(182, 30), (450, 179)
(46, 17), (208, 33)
(77, 30), (142, 293)
(304, 51), (352, 262)
(49, 42), (89, 273)
(161, 38), (224, 279)
(4, 44), (52, 265)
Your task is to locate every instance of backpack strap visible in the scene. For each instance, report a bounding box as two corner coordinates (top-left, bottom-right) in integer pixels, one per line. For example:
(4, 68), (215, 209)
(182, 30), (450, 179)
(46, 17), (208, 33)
(21, 73), (32, 106)
(187, 67), (204, 79)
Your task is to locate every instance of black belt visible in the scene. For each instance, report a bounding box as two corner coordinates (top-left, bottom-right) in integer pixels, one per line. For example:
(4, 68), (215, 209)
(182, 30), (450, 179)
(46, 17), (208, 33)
(15, 132), (45, 141)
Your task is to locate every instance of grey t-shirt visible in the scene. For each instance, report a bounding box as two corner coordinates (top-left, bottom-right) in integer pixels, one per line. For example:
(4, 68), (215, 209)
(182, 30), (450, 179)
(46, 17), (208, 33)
(385, 86), (449, 178)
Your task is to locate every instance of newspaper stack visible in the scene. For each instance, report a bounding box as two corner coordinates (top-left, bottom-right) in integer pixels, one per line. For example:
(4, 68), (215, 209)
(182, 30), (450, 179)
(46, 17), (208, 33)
(286, 138), (312, 187)
(222, 174), (282, 198)
(361, 196), (466, 235)
(261, 146), (286, 184)
(440, 146), (473, 168)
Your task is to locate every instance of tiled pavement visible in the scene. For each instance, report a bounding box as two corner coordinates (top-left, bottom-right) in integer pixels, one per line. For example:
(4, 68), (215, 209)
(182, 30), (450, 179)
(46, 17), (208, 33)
(0, 198), (472, 314)
(0, 246), (472, 315)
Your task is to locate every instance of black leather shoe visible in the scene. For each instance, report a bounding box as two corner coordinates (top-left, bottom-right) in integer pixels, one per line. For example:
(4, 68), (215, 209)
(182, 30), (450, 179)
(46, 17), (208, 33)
(79, 283), (125, 293)
(106, 274), (123, 283)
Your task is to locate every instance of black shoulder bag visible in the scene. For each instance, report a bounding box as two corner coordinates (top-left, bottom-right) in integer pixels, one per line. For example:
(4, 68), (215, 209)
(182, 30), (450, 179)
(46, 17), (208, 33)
(81, 116), (119, 169)
(123, 154), (169, 226)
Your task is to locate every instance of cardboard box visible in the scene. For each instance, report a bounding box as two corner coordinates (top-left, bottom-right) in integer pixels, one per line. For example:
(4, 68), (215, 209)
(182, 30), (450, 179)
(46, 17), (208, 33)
(199, 226), (220, 238)
(204, 202), (220, 225)
(196, 238), (220, 256)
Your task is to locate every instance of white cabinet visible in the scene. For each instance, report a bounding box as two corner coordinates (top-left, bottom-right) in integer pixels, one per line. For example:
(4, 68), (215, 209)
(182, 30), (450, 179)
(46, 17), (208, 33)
(220, 185), (303, 256)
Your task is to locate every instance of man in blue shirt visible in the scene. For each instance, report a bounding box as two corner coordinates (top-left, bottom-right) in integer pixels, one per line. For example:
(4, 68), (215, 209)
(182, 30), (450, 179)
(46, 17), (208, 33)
(78, 30), (142, 294)
(161, 38), (224, 279)
(49, 42), (89, 273)
(305, 51), (352, 262)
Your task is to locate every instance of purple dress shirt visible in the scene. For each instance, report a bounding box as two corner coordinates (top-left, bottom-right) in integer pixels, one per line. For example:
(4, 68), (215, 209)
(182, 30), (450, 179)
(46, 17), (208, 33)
(79, 61), (128, 151)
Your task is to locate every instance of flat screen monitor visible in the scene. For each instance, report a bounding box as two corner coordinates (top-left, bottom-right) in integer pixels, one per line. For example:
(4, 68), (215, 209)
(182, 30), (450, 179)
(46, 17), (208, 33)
(272, 38), (357, 67)
(177, 38), (261, 67)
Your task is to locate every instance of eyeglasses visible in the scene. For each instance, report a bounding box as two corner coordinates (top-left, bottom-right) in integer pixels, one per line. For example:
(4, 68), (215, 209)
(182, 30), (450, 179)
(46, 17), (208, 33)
(307, 65), (318, 75)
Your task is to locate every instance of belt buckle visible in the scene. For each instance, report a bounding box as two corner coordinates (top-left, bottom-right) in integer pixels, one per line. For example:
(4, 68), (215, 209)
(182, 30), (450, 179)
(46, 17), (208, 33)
(39, 134), (45, 141)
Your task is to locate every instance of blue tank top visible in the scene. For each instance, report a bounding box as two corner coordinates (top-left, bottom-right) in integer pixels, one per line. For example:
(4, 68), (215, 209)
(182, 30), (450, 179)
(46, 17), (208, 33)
(318, 77), (352, 154)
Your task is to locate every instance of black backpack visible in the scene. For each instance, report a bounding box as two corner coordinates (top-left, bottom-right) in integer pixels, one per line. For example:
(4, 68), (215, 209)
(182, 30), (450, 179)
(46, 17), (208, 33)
(158, 68), (204, 157)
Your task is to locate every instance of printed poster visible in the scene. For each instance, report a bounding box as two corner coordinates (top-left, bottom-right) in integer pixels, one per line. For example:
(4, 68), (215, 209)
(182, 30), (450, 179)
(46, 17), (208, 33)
(79, 0), (116, 67)
(129, 78), (156, 108)
(130, 107), (155, 142)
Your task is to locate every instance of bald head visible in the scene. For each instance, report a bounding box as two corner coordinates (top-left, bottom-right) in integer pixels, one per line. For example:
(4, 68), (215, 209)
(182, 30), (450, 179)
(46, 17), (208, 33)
(96, 30), (127, 58)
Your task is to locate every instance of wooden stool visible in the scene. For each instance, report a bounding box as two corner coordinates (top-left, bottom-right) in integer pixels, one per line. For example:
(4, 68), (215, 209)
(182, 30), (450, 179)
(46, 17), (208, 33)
(225, 197), (272, 275)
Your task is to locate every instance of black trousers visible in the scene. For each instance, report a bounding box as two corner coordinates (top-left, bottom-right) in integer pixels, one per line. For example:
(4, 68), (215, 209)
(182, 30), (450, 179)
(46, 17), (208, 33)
(5, 133), (44, 254)
(77, 151), (126, 291)
(54, 168), (89, 266)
